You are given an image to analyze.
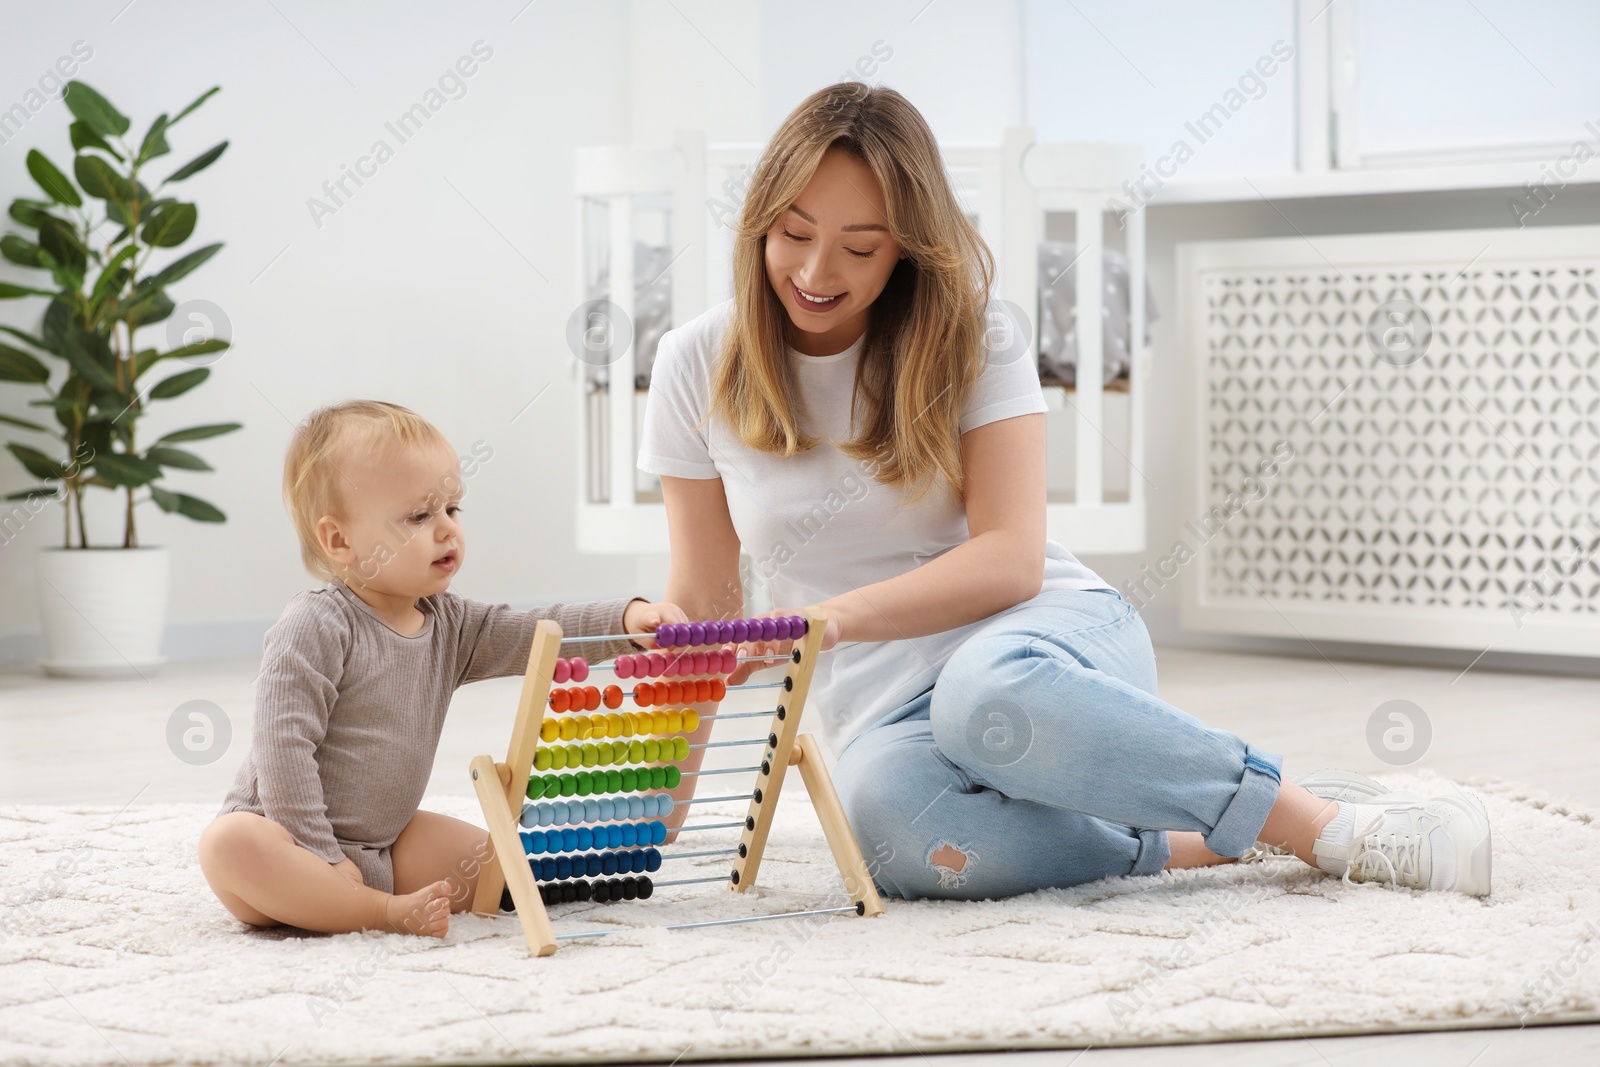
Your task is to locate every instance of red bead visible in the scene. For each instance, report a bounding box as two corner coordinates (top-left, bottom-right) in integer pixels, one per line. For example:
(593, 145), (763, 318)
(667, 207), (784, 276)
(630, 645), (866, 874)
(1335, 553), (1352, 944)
(710, 679), (726, 701)
(603, 685), (623, 709)
(666, 681), (683, 704)
(633, 683), (650, 705)
(696, 679), (711, 702)
(584, 686), (601, 711)
(550, 689), (570, 713)
(652, 682), (669, 706)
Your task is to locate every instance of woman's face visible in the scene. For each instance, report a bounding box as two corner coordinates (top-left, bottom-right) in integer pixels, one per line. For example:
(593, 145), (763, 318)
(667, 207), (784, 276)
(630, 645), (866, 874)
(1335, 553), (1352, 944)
(764, 146), (904, 357)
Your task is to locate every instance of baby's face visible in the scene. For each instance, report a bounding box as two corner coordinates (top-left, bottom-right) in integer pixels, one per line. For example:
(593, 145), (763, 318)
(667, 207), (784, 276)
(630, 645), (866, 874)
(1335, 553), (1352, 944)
(332, 441), (466, 598)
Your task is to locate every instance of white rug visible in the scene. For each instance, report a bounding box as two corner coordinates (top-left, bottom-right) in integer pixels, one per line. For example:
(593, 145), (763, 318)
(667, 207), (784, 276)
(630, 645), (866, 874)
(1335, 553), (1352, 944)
(3, 769), (1598, 1066)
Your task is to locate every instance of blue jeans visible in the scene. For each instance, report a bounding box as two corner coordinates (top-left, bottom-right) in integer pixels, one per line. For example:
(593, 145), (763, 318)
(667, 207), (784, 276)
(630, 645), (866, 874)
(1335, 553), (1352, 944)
(831, 586), (1283, 900)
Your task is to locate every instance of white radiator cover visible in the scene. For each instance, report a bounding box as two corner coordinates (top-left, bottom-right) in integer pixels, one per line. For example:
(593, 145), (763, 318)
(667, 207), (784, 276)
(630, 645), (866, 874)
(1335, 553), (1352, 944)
(1175, 225), (1600, 659)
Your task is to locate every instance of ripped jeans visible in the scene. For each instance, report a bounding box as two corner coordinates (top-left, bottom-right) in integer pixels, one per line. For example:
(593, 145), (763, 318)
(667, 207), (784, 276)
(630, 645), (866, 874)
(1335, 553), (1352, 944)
(830, 586), (1283, 900)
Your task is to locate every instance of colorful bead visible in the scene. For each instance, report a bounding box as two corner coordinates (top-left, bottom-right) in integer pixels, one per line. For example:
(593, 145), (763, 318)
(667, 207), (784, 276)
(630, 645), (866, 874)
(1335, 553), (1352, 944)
(553, 659), (571, 684)
(710, 679), (726, 701)
(570, 657), (588, 682)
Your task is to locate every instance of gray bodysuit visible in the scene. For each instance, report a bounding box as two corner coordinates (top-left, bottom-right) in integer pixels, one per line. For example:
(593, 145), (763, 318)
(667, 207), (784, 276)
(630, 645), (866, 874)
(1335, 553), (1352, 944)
(219, 580), (640, 892)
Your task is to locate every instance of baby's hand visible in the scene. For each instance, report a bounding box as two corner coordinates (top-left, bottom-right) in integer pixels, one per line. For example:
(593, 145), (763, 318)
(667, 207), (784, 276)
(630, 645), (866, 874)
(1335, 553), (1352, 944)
(623, 599), (690, 647)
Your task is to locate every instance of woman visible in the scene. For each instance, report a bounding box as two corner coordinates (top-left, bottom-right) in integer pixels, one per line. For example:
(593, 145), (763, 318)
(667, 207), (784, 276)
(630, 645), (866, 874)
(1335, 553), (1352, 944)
(637, 83), (1491, 901)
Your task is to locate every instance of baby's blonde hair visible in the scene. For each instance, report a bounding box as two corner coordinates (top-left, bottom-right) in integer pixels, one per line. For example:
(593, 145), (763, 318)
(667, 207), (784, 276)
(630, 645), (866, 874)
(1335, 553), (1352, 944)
(283, 400), (451, 581)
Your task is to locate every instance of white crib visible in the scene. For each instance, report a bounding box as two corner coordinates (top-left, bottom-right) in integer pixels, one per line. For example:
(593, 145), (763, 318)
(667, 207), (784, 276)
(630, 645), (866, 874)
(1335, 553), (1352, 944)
(571, 128), (1149, 558)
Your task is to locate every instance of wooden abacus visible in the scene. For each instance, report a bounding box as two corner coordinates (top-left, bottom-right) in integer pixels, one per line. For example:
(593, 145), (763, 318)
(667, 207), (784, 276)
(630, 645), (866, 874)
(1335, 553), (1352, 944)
(469, 607), (885, 955)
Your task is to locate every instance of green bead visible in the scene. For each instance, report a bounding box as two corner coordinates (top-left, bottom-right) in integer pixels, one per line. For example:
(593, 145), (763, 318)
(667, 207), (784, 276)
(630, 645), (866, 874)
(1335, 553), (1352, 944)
(651, 767), (667, 789)
(526, 776), (542, 800)
(576, 771), (593, 795)
(578, 743), (595, 767)
(544, 776), (561, 799)
(674, 736), (690, 761)
(607, 770), (623, 792)
(621, 768), (637, 791)
(644, 739), (660, 763)
(559, 773), (576, 797)
(665, 766), (681, 788)
(534, 749), (551, 771)
(628, 740), (645, 764)
(597, 741), (614, 765)
(548, 746), (565, 770)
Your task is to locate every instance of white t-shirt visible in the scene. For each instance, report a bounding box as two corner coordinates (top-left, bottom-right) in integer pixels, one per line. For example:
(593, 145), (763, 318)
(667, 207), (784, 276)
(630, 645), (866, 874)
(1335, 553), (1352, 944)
(637, 298), (1111, 756)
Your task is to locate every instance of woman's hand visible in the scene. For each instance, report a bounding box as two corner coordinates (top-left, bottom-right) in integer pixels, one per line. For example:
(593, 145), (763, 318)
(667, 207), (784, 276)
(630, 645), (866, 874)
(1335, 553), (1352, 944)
(722, 606), (840, 686)
(622, 599), (690, 648)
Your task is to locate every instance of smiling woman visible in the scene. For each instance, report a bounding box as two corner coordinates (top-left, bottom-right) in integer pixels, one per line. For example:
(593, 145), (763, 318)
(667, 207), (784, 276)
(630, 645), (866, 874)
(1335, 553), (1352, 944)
(636, 81), (1494, 905)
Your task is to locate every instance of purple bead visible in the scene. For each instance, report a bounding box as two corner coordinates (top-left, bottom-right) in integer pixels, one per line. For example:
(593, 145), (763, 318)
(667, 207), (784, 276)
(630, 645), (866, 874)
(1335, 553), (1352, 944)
(716, 620), (734, 644)
(789, 615), (807, 636)
(659, 623), (680, 647)
(731, 619), (749, 642)
(759, 617), (777, 641)
(686, 622), (704, 646)
(772, 616), (792, 640)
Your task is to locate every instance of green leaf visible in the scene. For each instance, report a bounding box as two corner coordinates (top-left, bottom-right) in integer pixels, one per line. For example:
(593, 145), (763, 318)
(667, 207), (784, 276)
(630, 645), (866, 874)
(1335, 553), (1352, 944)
(137, 114), (171, 165)
(57, 320), (121, 396)
(148, 366), (208, 399)
(73, 153), (134, 202)
(156, 422), (240, 444)
(169, 86), (220, 125)
(9, 199), (60, 228)
(37, 218), (87, 277)
(121, 289), (175, 330)
(164, 141), (227, 184)
(90, 244), (138, 308)
(0, 412), (50, 432)
(26, 150), (81, 208)
(63, 82), (130, 139)
(146, 242), (222, 289)
(151, 485), (226, 522)
(135, 338), (228, 378)
(0, 343), (50, 383)
(92, 451), (161, 487)
(0, 326), (48, 350)
(5, 487), (64, 501)
(0, 283), (56, 299)
(145, 445), (211, 471)
(6, 443), (68, 481)
(69, 120), (123, 161)
(0, 235), (44, 269)
(141, 202), (196, 247)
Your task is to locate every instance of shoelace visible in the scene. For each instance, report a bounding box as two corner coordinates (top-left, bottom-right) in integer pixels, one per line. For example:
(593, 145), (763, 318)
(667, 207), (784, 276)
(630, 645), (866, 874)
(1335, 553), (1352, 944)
(1343, 814), (1430, 891)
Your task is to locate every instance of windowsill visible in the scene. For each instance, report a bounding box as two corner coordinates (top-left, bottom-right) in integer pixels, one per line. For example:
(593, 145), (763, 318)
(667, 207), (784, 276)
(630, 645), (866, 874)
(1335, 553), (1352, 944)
(1144, 163), (1600, 206)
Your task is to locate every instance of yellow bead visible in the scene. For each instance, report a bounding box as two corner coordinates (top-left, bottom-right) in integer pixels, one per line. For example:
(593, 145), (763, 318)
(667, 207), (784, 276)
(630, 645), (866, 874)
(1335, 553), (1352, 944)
(597, 741), (614, 765)
(540, 718), (558, 742)
(665, 709), (682, 733)
(644, 738), (660, 762)
(581, 743), (598, 767)
(606, 713), (623, 738)
(628, 739), (645, 763)
(683, 710), (699, 733)
(534, 748), (552, 771)
(559, 718), (578, 742)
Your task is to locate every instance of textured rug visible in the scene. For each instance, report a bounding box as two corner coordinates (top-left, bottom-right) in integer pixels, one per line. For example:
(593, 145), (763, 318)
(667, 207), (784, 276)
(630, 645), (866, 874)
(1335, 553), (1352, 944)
(3, 769), (1598, 1066)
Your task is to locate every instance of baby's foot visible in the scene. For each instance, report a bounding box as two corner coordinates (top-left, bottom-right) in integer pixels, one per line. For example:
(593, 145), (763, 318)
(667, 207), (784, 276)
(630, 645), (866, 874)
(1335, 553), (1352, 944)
(387, 880), (452, 937)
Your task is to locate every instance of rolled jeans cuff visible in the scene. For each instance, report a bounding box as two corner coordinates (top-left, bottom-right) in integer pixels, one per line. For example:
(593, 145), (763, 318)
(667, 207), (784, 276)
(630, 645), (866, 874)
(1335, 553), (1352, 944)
(1129, 827), (1171, 877)
(1203, 744), (1283, 858)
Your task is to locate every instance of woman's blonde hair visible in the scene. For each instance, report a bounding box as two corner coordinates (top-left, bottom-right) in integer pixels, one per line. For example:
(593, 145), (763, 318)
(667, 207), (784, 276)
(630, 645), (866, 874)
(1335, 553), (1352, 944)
(283, 400), (450, 580)
(711, 82), (995, 502)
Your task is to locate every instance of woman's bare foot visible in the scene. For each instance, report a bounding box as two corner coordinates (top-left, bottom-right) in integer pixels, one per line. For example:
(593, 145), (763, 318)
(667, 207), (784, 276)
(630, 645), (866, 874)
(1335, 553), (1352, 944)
(386, 880), (452, 937)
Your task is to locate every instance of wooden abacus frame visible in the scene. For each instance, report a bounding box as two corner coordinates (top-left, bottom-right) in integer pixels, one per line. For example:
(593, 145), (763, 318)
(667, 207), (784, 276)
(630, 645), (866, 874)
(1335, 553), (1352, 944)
(468, 607), (884, 955)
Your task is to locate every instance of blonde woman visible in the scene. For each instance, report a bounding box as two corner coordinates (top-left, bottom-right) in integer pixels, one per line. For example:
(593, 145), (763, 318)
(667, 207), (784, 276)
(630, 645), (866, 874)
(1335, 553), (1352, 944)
(638, 83), (1491, 900)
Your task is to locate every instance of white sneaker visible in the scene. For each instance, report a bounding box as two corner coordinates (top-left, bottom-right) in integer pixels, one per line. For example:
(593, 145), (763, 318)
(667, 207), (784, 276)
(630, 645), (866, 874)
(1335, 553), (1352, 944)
(1241, 768), (1402, 863)
(1313, 784), (1493, 897)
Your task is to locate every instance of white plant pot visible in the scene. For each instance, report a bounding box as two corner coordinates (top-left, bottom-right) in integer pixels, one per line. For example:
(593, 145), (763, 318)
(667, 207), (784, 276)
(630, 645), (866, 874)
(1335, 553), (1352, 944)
(37, 547), (169, 677)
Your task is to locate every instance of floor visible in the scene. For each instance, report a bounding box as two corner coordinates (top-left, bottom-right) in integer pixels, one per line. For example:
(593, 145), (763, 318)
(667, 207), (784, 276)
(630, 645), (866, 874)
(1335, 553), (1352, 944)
(2, 642), (1597, 1066)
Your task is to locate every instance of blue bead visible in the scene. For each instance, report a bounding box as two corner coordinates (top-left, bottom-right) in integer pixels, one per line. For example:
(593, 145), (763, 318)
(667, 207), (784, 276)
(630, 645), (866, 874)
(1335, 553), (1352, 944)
(650, 820), (667, 845)
(561, 828), (578, 852)
(601, 852), (618, 875)
(576, 827), (594, 851)
(619, 823), (636, 847)
(645, 848), (662, 872)
(630, 850), (647, 873)
(529, 831), (546, 855)
(555, 857), (571, 879)
(586, 854), (603, 877)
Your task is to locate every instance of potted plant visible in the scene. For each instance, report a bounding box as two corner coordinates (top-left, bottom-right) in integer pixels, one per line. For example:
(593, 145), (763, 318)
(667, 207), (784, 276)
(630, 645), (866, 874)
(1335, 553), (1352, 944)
(0, 81), (237, 676)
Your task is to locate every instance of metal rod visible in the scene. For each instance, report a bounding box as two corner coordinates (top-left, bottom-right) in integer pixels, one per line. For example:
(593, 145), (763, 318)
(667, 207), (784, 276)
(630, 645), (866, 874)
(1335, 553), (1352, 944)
(649, 875), (730, 888)
(671, 820), (745, 832)
(555, 630), (802, 647)
(705, 710), (780, 721)
(689, 738), (766, 750)
(680, 765), (761, 777)
(687, 793), (755, 804)
(553, 904), (862, 940)
(660, 848), (738, 861)
(586, 653), (793, 672)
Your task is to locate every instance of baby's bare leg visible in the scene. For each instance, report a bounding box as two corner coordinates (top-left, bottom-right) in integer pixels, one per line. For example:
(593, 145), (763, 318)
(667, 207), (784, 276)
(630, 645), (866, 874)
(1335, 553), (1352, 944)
(198, 812), (450, 936)
(391, 809), (491, 914)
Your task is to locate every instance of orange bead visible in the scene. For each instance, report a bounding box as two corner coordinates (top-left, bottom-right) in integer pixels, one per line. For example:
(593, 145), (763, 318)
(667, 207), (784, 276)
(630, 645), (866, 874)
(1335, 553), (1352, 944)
(653, 681), (669, 706)
(696, 679), (711, 702)
(549, 689), (570, 713)
(584, 686), (601, 711)
(633, 682), (650, 705)
(603, 684), (623, 709)
(665, 681), (681, 704)
(710, 678), (726, 701)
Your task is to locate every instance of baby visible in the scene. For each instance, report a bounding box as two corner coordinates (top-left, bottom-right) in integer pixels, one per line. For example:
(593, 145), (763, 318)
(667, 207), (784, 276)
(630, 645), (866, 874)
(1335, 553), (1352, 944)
(199, 400), (685, 937)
